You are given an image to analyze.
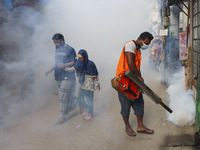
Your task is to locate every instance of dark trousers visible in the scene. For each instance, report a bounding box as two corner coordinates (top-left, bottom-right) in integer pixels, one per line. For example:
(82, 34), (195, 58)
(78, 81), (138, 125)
(118, 92), (144, 116)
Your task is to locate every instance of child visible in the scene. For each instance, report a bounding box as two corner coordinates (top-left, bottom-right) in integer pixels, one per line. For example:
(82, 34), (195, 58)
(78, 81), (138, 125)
(65, 49), (100, 121)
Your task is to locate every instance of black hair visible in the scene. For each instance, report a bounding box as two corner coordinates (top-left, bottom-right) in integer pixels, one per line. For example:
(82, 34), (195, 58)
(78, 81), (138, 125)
(52, 33), (65, 43)
(138, 32), (153, 41)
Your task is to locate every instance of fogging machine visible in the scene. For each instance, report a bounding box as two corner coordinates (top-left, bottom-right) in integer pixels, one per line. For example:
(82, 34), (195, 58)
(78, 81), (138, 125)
(112, 70), (173, 113)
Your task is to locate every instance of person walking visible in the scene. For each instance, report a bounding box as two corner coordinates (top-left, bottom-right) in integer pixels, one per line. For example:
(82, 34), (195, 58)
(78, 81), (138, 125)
(45, 33), (77, 125)
(65, 49), (100, 121)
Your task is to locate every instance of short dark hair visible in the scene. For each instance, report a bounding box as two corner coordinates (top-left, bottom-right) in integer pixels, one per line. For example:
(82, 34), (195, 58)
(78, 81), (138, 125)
(138, 32), (153, 41)
(52, 33), (65, 42)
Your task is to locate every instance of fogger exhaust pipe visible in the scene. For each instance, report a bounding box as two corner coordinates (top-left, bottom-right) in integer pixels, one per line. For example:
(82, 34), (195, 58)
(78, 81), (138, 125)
(124, 70), (173, 113)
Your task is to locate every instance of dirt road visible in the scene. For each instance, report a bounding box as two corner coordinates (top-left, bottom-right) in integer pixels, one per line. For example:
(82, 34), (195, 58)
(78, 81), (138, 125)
(0, 70), (195, 150)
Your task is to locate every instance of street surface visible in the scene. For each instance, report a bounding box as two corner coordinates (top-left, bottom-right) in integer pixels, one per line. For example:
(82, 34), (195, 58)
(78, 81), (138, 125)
(0, 68), (195, 150)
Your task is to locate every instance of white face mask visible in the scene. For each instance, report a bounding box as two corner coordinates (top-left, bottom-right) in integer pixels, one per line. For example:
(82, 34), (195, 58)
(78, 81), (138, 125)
(140, 41), (148, 50)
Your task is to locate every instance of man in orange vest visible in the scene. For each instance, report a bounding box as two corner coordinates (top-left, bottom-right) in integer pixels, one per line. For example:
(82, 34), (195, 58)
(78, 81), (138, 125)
(116, 32), (154, 136)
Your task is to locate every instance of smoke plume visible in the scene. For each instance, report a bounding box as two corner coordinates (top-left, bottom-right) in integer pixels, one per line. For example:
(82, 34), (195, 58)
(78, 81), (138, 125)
(0, 0), (155, 125)
(167, 68), (195, 127)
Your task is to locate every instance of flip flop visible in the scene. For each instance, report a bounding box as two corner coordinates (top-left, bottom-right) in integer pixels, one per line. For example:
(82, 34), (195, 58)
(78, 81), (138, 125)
(137, 128), (154, 134)
(125, 129), (136, 136)
(54, 117), (67, 126)
(84, 114), (94, 121)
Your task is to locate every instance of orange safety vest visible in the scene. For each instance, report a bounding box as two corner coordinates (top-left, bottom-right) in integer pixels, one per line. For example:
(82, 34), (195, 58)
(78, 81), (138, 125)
(116, 40), (142, 76)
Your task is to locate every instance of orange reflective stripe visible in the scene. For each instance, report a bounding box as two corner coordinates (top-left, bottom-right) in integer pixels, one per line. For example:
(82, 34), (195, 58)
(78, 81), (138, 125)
(134, 49), (141, 71)
(116, 40), (142, 76)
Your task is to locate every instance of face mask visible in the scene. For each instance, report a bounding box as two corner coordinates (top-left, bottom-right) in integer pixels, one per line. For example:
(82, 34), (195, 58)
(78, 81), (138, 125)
(140, 41), (148, 50)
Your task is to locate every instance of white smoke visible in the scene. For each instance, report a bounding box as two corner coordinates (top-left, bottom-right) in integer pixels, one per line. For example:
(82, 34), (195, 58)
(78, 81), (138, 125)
(167, 68), (195, 127)
(41, 0), (155, 112)
(0, 0), (156, 124)
(0, 5), (56, 124)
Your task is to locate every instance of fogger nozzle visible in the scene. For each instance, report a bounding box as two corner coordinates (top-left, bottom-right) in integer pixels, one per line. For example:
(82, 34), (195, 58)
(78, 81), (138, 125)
(124, 70), (173, 113)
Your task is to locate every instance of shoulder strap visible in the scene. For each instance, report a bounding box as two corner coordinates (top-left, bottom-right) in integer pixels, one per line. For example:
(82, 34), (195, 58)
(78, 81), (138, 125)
(123, 40), (135, 69)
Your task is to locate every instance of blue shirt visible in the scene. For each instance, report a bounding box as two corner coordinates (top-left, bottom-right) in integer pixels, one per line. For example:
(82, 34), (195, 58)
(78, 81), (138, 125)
(54, 44), (76, 81)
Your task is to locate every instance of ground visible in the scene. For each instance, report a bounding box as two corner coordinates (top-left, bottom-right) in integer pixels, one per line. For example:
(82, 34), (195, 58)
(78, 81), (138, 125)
(0, 70), (195, 150)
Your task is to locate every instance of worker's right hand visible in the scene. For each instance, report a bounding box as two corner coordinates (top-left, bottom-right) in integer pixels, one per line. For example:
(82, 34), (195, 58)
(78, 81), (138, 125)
(138, 76), (144, 82)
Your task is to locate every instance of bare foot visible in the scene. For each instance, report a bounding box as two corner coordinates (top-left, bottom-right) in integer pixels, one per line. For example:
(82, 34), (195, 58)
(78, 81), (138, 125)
(125, 127), (136, 136)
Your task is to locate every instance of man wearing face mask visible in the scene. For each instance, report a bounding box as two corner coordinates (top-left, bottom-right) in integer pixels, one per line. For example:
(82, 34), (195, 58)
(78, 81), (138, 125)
(116, 32), (154, 136)
(45, 33), (77, 125)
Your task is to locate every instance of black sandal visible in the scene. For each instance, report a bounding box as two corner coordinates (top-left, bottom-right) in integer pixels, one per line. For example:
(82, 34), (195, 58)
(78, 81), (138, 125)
(137, 128), (154, 134)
